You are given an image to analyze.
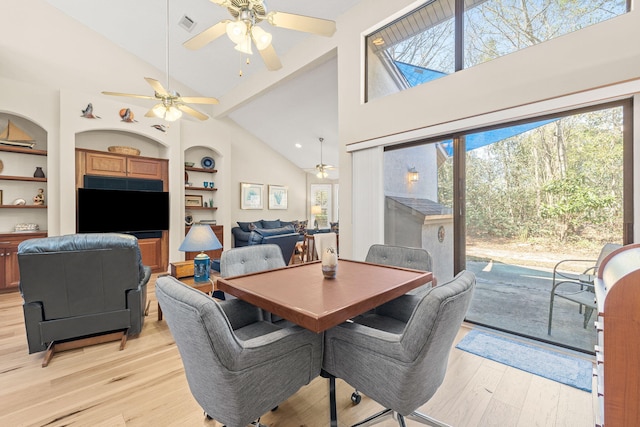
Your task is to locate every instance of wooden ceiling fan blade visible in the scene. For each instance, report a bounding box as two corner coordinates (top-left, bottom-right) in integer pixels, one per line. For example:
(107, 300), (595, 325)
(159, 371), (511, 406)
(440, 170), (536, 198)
(183, 21), (229, 50)
(177, 104), (209, 121)
(258, 43), (282, 71)
(179, 96), (219, 105)
(267, 11), (336, 37)
(144, 77), (169, 96)
(101, 91), (156, 100)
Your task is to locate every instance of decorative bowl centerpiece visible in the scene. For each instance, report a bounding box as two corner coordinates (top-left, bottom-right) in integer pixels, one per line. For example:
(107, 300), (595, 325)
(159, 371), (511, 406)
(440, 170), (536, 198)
(108, 146), (140, 156)
(184, 161), (195, 167)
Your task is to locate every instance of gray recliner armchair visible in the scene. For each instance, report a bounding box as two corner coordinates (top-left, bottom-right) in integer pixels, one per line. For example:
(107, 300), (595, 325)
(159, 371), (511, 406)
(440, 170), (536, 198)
(155, 275), (323, 427)
(323, 270), (476, 427)
(18, 233), (151, 366)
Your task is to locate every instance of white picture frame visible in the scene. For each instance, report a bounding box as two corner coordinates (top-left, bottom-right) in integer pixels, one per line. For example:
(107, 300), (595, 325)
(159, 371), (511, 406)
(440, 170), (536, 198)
(268, 185), (288, 210)
(241, 182), (263, 209)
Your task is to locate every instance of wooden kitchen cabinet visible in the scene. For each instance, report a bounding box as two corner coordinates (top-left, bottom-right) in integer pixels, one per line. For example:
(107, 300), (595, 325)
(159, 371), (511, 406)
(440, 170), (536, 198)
(77, 149), (168, 183)
(0, 232), (47, 292)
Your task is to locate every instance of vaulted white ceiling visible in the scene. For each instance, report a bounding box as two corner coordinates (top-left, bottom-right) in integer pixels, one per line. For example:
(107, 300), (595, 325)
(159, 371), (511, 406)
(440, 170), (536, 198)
(45, 0), (365, 178)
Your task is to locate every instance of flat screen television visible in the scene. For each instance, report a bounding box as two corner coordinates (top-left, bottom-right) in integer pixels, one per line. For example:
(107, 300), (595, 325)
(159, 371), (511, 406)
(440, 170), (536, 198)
(77, 188), (169, 233)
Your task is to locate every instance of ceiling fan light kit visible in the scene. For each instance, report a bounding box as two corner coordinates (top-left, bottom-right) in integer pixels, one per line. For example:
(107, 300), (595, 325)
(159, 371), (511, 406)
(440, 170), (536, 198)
(101, 0), (218, 121)
(151, 103), (183, 122)
(184, 0), (336, 72)
(251, 26), (272, 50)
(226, 20), (247, 44)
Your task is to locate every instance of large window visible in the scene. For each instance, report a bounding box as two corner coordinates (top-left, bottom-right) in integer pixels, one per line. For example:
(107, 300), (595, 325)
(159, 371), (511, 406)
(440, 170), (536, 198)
(310, 184), (332, 229)
(383, 100), (631, 353)
(366, 0), (628, 101)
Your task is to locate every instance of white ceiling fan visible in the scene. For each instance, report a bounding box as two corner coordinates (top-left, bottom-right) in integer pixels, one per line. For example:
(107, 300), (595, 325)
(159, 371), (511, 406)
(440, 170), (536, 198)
(315, 137), (335, 179)
(183, 0), (337, 71)
(102, 0), (219, 121)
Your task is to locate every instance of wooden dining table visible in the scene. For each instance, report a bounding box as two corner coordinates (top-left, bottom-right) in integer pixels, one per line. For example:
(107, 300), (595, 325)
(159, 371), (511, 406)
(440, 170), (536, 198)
(216, 258), (433, 426)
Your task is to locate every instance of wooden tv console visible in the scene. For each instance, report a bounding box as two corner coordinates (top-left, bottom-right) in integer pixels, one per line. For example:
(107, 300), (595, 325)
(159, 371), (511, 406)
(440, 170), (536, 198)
(593, 243), (640, 427)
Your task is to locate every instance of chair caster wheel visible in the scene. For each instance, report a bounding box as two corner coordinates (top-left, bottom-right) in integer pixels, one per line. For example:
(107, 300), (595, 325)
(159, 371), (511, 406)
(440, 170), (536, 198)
(351, 391), (361, 405)
(271, 406), (279, 411)
(204, 412), (213, 420)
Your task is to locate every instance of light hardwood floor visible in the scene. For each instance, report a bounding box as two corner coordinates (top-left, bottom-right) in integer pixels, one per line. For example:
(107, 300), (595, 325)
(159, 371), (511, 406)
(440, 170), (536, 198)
(0, 275), (594, 427)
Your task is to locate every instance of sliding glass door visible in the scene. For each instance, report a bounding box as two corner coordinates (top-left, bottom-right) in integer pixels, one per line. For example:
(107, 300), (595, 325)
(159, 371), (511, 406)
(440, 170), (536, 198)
(384, 100), (631, 352)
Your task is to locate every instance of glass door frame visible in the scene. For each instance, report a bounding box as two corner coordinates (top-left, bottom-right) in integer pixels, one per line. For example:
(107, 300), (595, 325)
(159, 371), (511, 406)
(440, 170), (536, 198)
(451, 98), (633, 275)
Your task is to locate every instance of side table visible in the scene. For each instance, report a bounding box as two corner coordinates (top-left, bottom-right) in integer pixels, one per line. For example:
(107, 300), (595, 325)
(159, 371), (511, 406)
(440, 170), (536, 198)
(157, 261), (220, 321)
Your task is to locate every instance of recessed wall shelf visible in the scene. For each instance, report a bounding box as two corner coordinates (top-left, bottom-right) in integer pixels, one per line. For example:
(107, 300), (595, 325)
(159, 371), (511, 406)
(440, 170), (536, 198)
(0, 205), (47, 209)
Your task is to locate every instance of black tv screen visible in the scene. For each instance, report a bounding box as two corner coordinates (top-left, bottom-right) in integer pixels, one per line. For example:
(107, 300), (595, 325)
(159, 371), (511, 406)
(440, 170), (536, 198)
(78, 188), (169, 233)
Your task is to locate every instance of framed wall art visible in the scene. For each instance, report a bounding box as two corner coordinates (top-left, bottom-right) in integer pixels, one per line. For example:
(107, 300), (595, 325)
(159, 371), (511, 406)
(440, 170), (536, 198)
(268, 185), (288, 210)
(185, 195), (203, 207)
(241, 182), (263, 209)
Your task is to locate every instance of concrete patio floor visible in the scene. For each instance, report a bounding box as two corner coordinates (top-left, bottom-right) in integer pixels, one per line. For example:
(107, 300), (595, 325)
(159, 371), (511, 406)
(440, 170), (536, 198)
(464, 259), (597, 353)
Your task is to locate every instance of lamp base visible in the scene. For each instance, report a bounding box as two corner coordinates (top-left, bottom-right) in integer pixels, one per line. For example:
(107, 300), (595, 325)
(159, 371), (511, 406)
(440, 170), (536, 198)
(193, 252), (211, 283)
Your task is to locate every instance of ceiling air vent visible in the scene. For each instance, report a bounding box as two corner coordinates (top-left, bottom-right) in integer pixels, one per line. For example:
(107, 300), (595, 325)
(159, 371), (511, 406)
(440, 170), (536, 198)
(179, 15), (196, 32)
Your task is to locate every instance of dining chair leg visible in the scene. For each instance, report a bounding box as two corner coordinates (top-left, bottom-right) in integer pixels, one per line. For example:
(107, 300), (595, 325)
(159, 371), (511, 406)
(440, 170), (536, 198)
(352, 408), (394, 427)
(405, 411), (452, 427)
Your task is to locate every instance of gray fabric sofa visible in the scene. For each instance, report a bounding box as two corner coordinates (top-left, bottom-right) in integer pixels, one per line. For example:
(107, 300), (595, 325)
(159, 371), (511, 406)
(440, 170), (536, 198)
(231, 220), (303, 263)
(17, 233), (151, 354)
(231, 219), (306, 247)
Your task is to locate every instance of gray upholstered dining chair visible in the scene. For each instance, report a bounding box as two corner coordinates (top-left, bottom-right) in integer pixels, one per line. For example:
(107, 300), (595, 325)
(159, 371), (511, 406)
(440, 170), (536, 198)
(155, 275), (323, 427)
(221, 243), (294, 324)
(343, 243), (435, 405)
(323, 270), (476, 427)
(366, 244), (434, 293)
(219, 244), (286, 306)
(221, 244), (286, 278)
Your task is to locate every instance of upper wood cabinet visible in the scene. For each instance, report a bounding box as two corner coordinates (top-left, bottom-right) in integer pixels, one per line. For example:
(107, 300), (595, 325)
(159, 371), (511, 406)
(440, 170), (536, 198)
(78, 149), (168, 183)
(128, 157), (166, 180)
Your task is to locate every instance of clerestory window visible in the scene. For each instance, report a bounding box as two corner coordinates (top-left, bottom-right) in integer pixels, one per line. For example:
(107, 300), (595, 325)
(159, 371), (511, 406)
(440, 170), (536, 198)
(365, 0), (628, 102)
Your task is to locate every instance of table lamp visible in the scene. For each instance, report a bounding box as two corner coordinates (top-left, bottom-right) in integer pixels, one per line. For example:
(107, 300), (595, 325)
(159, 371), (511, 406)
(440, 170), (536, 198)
(311, 205), (322, 230)
(179, 224), (222, 283)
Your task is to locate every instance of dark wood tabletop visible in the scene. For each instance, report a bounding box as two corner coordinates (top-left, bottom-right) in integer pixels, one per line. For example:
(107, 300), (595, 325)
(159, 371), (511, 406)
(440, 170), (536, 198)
(216, 259), (433, 333)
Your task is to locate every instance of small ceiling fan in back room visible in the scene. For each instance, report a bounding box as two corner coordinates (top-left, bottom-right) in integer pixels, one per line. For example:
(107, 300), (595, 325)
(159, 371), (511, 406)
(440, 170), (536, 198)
(183, 0), (337, 71)
(315, 137), (335, 179)
(102, 0), (219, 121)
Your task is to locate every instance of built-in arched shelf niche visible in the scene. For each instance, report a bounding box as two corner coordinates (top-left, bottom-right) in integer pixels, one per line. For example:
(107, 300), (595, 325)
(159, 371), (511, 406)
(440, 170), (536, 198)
(75, 129), (167, 159)
(0, 112), (48, 233)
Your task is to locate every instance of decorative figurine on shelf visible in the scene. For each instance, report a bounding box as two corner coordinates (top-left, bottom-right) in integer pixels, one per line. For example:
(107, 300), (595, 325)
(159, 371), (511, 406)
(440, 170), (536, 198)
(33, 188), (45, 205)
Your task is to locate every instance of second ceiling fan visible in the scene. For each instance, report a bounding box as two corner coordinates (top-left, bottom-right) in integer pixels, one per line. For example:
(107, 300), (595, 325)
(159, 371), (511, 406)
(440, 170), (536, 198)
(184, 0), (337, 71)
(103, 0), (219, 121)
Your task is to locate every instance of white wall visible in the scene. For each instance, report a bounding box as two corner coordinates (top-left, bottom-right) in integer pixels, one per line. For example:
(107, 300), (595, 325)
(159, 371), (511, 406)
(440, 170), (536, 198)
(0, 0), (307, 266)
(337, 0), (640, 259)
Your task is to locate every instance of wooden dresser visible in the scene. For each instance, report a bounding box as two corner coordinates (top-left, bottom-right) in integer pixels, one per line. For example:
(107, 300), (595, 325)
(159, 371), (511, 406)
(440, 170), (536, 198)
(593, 243), (640, 427)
